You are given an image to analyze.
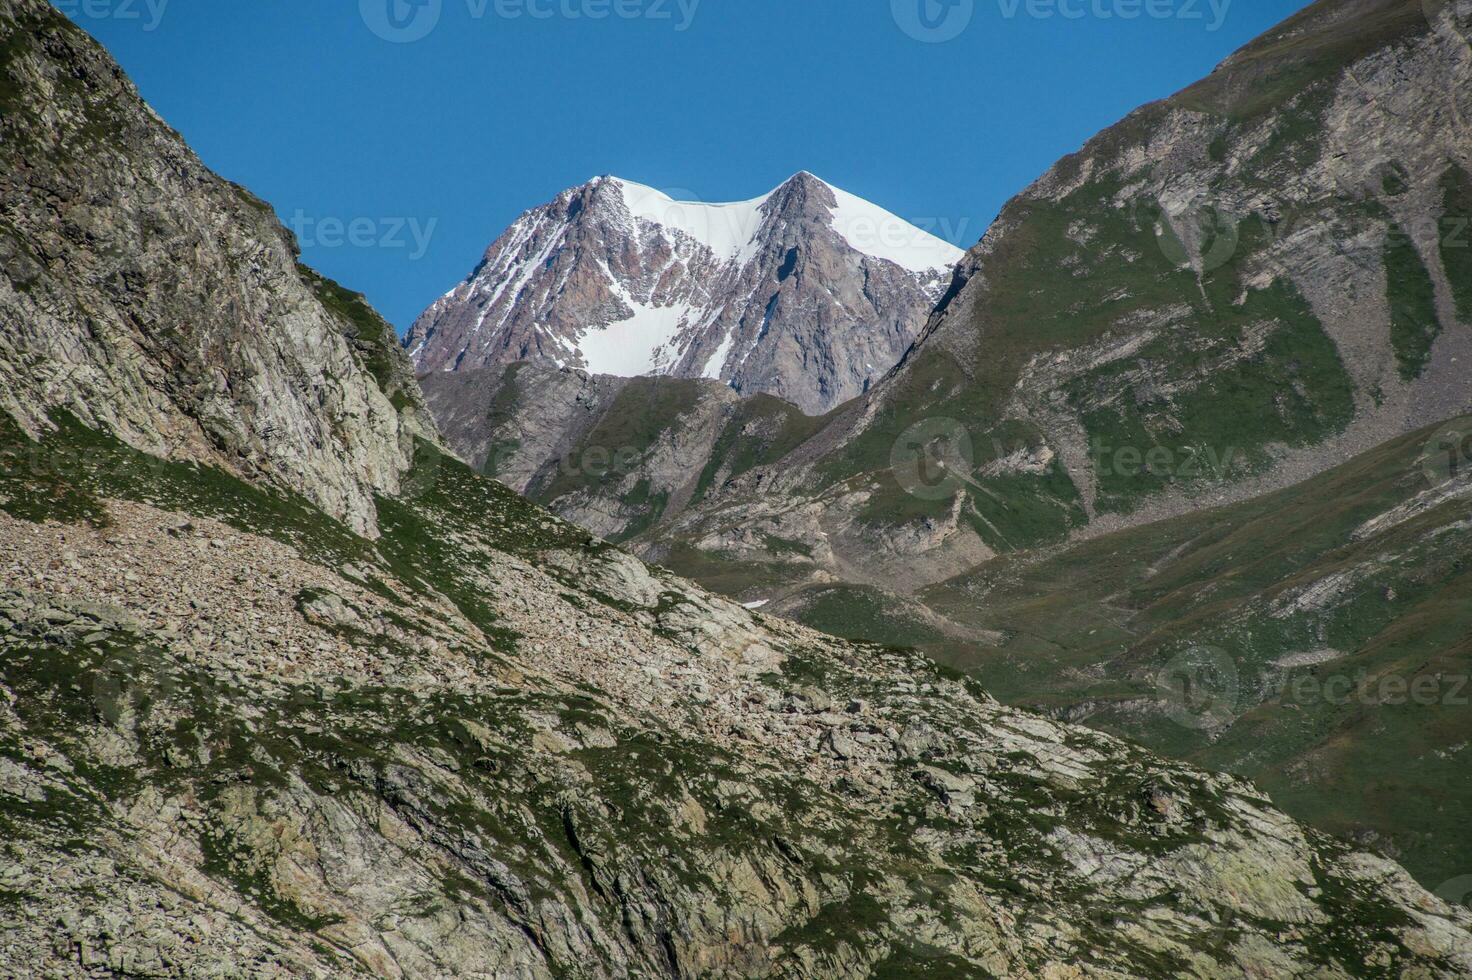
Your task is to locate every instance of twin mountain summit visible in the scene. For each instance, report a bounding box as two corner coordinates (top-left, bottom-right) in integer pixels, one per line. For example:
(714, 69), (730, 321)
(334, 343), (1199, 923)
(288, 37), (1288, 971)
(2, 0), (1472, 976)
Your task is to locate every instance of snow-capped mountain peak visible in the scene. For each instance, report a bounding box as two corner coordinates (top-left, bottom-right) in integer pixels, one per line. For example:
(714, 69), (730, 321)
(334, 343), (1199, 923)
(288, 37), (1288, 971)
(404, 173), (967, 414)
(603, 172), (962, 273)
(604, 176), (774, 263)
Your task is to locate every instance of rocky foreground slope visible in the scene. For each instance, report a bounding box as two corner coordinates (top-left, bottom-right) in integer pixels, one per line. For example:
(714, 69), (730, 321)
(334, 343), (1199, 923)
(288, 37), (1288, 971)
(5, 414), (1472, 978)
(405, 173), (962, 415)
(2, 0), (1472, 976)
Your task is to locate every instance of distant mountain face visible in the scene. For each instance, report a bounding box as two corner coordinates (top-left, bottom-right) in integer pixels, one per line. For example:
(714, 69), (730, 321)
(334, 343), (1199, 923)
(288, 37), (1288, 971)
(635, 0), (1472, 593)
(403, 173), (963, 414)
(419, 362), (825, 547)
(424, 1), (1472, 577)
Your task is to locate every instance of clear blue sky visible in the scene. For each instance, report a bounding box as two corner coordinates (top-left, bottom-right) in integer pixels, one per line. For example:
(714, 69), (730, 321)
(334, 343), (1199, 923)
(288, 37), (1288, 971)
(66, 0), (1311, 332)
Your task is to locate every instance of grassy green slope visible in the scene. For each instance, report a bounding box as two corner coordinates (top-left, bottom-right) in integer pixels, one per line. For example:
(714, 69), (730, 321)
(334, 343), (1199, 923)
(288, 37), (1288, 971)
(789, 0), (1448, 554)
(1385, 221), (1443, 380)
(523, 383), (833, 546)
(690, 394), (831, 505)
(826, 185), (1357, 537)
(1441, 164), (1472, 322)
(918, 417), (1472, 889)
(1170, 0), (1426, 118)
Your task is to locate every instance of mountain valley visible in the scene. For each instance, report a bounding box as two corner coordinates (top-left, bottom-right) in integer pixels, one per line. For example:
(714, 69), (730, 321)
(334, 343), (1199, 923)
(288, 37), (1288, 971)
(1, 0), (1471, 976)
(407, 0), (1472, 907)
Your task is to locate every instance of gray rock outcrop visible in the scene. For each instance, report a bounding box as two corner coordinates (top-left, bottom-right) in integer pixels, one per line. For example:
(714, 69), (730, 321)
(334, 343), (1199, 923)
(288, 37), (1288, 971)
(0, 0), (436, 537)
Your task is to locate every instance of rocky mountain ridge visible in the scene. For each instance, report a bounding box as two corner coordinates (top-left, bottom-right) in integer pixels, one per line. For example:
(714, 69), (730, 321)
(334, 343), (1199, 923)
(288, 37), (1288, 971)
(404, 172), (963, 415)
(0, 0), (434, 537)
(399, 0), (1472, 903)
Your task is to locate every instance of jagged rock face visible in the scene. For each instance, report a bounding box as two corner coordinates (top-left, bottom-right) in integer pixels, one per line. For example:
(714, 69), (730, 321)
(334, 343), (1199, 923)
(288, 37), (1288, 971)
(421, 362), (827, 546)
(420, 363), (644, 495)
(403, 172), (962, 414)
(1, 416), (1471, 977)
(643, 0), (1472, 595)
(877, 0), (1472, 522)
(0, 0), (436, 537)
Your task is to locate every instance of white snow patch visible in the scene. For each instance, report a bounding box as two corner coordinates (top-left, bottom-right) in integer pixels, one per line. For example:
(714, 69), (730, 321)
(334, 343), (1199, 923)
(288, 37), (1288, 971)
(578, 300), (695, 376)
(611, 178), (770, 262)
(742, 600), (769, 610)
(608, 173), (965, 274)
(826, 182), (965, 273)
(701, 330), (736, 380)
